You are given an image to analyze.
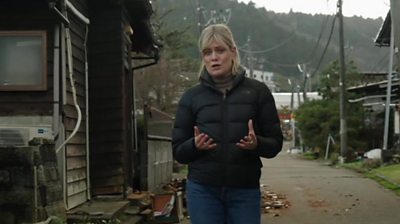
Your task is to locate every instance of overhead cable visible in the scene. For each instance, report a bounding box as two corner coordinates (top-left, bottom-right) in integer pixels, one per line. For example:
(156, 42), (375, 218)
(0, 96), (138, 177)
(238, 32), (296, 54)
(305, 14), (332, 64)
(310, 14), (337, 78)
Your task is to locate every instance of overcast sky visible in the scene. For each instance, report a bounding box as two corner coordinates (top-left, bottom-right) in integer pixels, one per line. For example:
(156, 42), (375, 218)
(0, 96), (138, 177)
(239, 0), (390, 19)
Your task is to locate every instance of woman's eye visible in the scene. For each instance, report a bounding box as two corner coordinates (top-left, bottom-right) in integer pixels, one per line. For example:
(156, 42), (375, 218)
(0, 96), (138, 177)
(216, 49), (226, 54)
(203, 50), (212, 56)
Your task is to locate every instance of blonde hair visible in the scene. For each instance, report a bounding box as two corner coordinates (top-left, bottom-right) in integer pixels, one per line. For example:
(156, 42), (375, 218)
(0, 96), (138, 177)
(198, 24), (241, 76)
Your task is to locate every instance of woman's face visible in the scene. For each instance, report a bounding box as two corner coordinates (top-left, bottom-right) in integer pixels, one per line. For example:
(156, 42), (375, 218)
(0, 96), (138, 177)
(202, 40), (236, 78)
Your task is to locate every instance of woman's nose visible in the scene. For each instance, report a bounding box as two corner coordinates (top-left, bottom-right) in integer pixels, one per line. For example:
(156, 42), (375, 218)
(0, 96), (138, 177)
(211, 51), (218, 60)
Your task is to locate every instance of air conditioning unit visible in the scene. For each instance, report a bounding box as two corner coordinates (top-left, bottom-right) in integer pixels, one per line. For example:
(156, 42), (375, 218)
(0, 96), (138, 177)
(0, 126), (53, 147)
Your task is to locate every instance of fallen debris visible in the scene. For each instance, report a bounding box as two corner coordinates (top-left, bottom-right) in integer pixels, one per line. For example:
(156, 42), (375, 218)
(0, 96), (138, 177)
(260, 184), (290, 214)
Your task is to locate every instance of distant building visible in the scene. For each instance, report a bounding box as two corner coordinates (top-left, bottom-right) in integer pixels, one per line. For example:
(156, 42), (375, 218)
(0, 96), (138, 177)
(244, 66), (278, 92)
(272, 92), (322, 110)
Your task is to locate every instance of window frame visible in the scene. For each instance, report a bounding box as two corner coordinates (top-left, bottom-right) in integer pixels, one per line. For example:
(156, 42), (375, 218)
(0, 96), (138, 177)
(0, 30), (47, 91)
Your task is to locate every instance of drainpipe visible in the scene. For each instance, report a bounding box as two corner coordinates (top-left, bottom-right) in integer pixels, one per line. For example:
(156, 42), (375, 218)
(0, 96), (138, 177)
(83, 24), (91, 200)
(52, 0), (90, 208)
(65, 0), (90, 25)
(65, 0), (91, 201)
(49, 0), (69, 210)
(52, 25), (60, 146)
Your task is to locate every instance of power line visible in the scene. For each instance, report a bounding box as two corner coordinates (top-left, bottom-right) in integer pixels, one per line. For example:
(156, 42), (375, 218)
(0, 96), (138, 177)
(305, 14), (332, 64)
(194, 0), (232, 31)
(310, 14), (337, 78)
(263, 58), (298, 68)
(238, 32), (296, 54)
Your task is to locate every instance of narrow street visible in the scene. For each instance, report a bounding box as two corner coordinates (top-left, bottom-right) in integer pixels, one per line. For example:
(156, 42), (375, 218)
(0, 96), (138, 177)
(260, 142), (400, 224)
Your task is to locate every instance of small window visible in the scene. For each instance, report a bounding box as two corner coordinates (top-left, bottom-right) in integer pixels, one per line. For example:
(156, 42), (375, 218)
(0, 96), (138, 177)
(0, 31), (47, 91)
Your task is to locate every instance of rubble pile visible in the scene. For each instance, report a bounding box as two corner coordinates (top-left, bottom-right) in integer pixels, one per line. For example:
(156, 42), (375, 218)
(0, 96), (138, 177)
(162, 178), (186, 193)
(260, 184), (290, 216)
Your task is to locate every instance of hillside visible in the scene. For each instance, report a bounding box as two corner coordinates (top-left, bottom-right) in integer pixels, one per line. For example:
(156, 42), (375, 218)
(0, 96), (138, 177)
(152, 0), (388, 90)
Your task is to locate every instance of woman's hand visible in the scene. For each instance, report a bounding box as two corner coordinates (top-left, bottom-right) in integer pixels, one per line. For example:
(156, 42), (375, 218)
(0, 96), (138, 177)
(236, 119), (258, 150)
(194, 126), (217, 150)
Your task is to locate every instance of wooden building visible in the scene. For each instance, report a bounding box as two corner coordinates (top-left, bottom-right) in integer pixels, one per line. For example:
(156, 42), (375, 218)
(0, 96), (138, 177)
(347, 9), (400, 152)
(0, 0), (159, 212)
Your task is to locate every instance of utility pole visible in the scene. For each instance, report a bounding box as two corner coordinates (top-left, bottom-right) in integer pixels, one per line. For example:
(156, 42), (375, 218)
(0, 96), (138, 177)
(383, 15), (395, 151)
(338, 0), (347, 161)
(247, 35), (254, 78)
(289, 79), (296, 149)
(298, 64), (308, 102)
(195, 0), (231, 32)
(195, 0), (205, 34)
(390, 0), (400, 68)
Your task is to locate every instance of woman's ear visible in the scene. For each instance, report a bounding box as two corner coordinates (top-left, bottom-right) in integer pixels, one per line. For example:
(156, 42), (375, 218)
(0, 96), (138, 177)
(231, 46), (237, 53)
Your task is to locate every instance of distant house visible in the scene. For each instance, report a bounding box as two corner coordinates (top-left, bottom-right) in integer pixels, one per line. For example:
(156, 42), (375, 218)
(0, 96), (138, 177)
(0, 0), (160, 219)
(272, 92), (322, 110)
(347, 10), (400, 150)
(244, 66), (278, 92)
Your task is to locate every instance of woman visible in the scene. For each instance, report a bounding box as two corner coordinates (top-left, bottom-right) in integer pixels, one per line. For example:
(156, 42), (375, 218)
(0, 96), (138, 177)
(172, 24), (283, 224)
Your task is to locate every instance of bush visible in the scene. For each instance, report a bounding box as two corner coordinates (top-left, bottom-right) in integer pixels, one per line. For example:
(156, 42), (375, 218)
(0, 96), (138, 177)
(362, 159), (382, 170)
(330, 152), (340, 165)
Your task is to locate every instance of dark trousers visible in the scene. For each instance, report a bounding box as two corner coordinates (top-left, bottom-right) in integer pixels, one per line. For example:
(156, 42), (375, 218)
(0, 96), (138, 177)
(186, 180), (261, 224)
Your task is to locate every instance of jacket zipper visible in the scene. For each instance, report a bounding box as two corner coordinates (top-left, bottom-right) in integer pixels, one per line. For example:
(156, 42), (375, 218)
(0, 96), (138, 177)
(221, 89), (229, 185)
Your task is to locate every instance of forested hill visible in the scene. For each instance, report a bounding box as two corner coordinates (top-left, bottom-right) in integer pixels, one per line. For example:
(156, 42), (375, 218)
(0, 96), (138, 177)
(153, 0), (388, 82)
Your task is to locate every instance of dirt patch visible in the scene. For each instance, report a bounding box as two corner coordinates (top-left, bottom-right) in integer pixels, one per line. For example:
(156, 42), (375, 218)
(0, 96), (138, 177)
(307, 199), (330, 208)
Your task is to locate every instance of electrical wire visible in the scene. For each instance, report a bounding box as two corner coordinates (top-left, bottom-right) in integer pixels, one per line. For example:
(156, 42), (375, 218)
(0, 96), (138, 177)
(263, 58), (299, 68)
(238, 32), (296, 54)
(304, 14), (331, 64)
(310, 14), (337, 78)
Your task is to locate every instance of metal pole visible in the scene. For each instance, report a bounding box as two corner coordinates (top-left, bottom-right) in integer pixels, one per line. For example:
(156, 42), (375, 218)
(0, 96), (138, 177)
(302, 64), (308, 102)
(247, 36), (254, 78)
(290, 83), (295, 149)
(390, 0), (400, 68)
(338, 0), (348, 160)
(196, 0), (204, 34)
(383, 22), (395, 150)
(325, 135), (331, 160)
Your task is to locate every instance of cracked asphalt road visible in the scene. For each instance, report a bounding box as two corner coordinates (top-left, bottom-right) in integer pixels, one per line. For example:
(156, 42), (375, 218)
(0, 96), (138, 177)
(260, 142), (400, 224)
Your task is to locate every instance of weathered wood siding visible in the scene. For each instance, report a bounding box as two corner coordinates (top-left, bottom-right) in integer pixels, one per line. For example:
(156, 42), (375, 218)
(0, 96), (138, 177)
(0, 1), (54, 115)
(0, 0), (90, 209)
(64, 0), (90, 209)
(88, 0), (134, 196)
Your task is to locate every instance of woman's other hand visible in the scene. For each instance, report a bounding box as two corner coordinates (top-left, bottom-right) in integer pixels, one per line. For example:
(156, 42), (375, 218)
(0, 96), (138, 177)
(236, 119), (258, 150)
(194, 126), (217, 150)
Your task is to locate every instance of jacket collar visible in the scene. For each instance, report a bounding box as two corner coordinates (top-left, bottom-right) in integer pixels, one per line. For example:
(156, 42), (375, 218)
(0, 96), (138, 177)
(199, 66), (246, 90)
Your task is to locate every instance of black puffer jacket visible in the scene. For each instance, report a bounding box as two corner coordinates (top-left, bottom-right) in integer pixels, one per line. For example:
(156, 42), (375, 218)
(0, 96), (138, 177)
(172, 68), (283, 188)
